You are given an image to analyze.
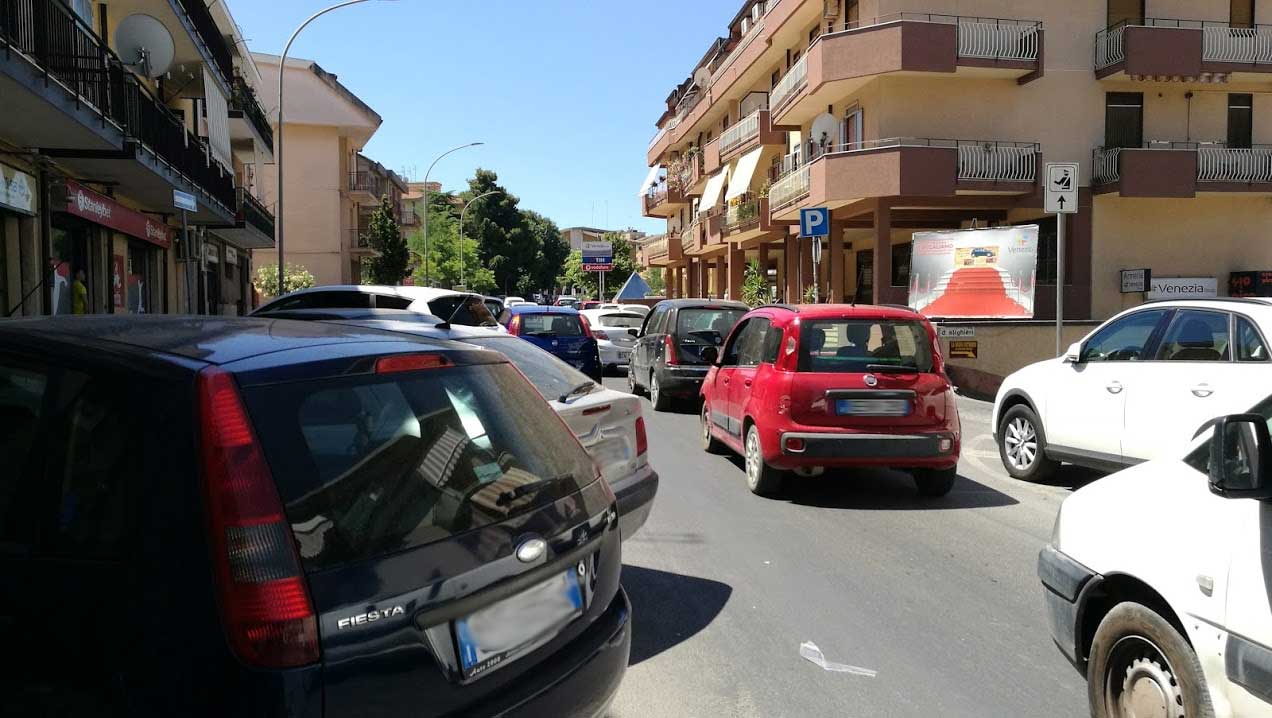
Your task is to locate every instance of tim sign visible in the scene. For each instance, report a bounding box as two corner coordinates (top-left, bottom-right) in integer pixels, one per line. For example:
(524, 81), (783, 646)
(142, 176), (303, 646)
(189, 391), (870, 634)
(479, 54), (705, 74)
(907, 226), (1039, 319)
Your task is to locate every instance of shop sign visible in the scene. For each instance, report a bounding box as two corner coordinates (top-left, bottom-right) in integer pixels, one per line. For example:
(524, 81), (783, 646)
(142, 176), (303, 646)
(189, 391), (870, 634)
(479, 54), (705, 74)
(1120, 268), (1150, 294)
(1229, 271), (1272, 298)
(937, 326), (975, 339)
(1147, 277), (1217, 300)
(204, 243), (220, 263)
(0, 163), (36, 215)
(224, 246), (238, 265)
(63, 180), (173, 249)
(948, 340), (979, 359)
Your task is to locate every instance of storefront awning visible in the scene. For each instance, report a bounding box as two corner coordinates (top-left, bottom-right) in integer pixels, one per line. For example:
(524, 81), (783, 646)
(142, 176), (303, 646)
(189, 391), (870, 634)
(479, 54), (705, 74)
(699, 167), (729, 211)
(637, 164), (662, 196)
(725, 147), (763, 201)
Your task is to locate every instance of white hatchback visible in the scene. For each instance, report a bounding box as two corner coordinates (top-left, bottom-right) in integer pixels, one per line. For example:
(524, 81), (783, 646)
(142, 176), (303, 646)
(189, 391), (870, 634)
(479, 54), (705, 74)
(1040, 400), (1272, 717)
(993, 299), (1272, 481)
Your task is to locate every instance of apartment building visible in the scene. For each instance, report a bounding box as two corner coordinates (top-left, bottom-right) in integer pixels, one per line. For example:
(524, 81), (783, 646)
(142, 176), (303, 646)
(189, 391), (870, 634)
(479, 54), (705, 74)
(640, 0), (1272, 390)
(1, 0), (275, 317)
(562, 226), (647, 251)
(253, 54), (404, 287)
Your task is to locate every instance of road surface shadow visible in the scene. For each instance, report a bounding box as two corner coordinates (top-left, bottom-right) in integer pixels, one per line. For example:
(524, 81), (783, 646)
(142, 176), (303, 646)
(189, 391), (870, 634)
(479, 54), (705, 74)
(780, 469), (1019, 510)
(1031, 465), (1105, 491)
(622, 564), (732, 665)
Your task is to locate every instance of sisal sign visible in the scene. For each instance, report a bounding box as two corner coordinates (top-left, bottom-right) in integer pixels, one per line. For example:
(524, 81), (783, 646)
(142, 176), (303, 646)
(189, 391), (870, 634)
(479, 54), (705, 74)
(63, 180), (173, 249)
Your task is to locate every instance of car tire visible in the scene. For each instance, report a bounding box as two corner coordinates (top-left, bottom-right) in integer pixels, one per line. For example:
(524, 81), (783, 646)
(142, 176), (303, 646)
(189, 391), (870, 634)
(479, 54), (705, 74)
(1087, 602), (1214, 718)
(744, 425), (784, 497)
(650, 371), (672, 412)
(627, 366), (644, 396)
(701, 404), (725, 454)
(998, 404), (1059, 482)
(913, 467), (957, 497)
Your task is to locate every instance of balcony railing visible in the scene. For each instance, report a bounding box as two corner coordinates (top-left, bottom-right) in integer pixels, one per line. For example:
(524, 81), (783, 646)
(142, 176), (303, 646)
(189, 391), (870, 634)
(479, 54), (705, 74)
(348, 171), (383, 197)
(956, 18), (1041, 61)
(1199, 146), (1272, 182)
(724, 196), (760, 230)
(174, 0), (234, 85)
(645, 237), (668, 260)
(956, 141), (1038, 182)
(1098, 19), (1272, 69)
(237, 187), (274, 238)
(720, 110), (761, 155)
(770, 53), (807, 111)
(769, 164), (810, 210)
(231, 75), (274, 153)
(350, 227), (372, 249)
(1093, 146), (1122, 184)
(1095, 24), (1126, 69)
(648, 126), (669, 151)
(707, 0), (780, 82)
(680, 223), (700, 252)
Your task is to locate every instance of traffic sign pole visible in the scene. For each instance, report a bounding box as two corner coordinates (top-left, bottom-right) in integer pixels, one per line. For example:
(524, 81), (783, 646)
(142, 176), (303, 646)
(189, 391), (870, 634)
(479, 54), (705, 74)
(1044, 163), (1078, 355)
(1056, 215), (1065, 355)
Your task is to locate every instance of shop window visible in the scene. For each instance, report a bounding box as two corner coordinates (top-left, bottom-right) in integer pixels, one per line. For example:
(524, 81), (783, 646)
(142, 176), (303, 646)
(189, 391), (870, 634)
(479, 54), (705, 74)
(854, 249), (873, 299)
(1228, 93), (1253, 149)
(50, 224), (93, 315)
(1105, 92), (1143, 149)
(891, 243), (910, 287)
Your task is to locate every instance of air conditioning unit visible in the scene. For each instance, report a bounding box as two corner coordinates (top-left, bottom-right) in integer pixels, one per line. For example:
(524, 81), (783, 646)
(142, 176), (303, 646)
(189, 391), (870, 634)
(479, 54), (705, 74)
(752, 3), (761, 22)
(741, 17), (750, 34)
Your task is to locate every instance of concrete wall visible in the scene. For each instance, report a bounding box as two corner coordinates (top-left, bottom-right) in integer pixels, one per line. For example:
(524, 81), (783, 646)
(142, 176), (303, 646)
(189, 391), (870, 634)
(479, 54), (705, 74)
(940, 322), (1102, 398)
(256, 124), (346, 286)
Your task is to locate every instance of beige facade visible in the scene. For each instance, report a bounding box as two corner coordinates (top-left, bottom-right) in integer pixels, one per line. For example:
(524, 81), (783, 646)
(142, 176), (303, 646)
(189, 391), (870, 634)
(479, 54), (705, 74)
(641, 0), (1272, 393)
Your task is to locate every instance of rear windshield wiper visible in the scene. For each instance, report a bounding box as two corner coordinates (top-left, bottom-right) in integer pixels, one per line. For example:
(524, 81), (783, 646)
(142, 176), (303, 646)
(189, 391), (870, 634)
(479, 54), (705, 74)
(865, 364), (924, 374)
(497, 474), (574, 506)
(558, 380), (595, 403)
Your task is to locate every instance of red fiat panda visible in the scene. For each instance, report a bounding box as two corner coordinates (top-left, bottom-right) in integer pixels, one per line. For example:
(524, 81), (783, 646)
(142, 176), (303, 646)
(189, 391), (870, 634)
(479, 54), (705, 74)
(698, 304), (960, 498)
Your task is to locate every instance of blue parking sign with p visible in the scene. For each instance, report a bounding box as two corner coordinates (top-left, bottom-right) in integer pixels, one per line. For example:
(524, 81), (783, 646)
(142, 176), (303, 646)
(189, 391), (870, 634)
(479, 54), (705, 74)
(799, 207), (830, 237)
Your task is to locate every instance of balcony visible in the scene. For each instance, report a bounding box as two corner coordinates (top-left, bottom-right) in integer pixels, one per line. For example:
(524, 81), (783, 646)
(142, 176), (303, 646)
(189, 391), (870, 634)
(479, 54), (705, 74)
(641, 182), (687, 218)
(680, 221), (703, 256)
(719, 108), (790, 162)
(770, 138), (1039, 220)
(669, 153), (705, 196)
(350, 227), (377, 253)
(1096, 20), (1272, 81)
(347, 171), (383, 204)
(1093, 143), (1272, 197)
(229, 75), (274, 156)
(213, 187), (275, 249)
(642, 237), (671, 267)
(773, 14), (1042, 126)
(721, 195), (778, 244)
(173, 0), (234, 85)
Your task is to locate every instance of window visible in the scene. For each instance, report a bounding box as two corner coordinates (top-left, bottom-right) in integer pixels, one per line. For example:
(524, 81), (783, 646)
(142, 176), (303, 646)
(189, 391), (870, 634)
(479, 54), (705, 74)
(264, 290), (373, 312)
(1232, 0), (1256, 28)
(842, 105), (863, 149)
(1236, 316), (1269, 361)
(519, 313), (585, 337)
(891, 243), (911, 287)
(798, 319), (934, 373)
(845, 0), (859, 26)
(1081, 309), (1168, 361)
(466, 337), (593, 401)
(771, 70), (779, 89)
(1107, 0), (1144, 27)
(245, 363), (597, 571)
(676, 307), (747, 341)
(645, 306), (669, 335)
(1155, 310), (1231, 361)
(725, 319), (770, 366)
(1228, 94), (1254, 149)
(855, 249), (874, 299)
(1105, 92), (1144, 149)
(762, 323), (784, 363)
(375, 294), (413, 310)
(0, 361), (48, 548)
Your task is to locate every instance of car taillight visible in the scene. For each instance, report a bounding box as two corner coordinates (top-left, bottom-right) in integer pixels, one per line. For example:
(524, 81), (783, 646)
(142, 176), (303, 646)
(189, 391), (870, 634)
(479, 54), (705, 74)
(198, 367), (319, 669)
(594, 329), (610, 340)
(635, 416), (648, 457)
(578, 314), (594, 339)
(664, 334), (678, 365)
(375, 353), (451, 373)
(784, 436), (806, 453)
(508, 315), (522, 335)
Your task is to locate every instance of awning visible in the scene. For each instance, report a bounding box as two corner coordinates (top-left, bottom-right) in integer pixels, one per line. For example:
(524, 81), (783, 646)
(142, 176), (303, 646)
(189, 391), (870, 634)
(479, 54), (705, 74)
(699, 167), (729, 211)
(637, 164), (662, 196)
(725, 146), (763, 201)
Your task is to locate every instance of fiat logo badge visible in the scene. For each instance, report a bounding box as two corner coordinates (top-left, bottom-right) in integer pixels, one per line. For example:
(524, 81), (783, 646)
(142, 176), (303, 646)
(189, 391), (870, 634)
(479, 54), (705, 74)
(863, 374), (878, 387)
(516, 538), (547, 563)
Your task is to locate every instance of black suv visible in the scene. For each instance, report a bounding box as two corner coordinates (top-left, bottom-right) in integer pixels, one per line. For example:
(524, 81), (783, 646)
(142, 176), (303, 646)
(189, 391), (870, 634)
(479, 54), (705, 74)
(0, 316), (629, 717)
(628, 299), (748, 411)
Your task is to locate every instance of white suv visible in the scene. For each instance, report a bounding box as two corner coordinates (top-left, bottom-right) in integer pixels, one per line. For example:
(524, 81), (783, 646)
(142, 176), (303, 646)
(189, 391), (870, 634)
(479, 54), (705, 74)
(1039, 400), (1272, 716)
(993, 299), (1272, 481)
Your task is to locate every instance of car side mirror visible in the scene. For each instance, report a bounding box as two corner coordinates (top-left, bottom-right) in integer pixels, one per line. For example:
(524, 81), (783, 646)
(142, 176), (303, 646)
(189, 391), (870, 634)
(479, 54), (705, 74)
(1208, 414), (1272, 500)
(1064, 342), (1082, 364)
(628, 328), (639, 337)
(700, 346), (720, 365)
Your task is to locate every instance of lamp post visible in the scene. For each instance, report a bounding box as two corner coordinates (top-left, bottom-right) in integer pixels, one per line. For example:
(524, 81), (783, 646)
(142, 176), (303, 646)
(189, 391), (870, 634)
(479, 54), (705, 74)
(459, 190), (501, 289)
(422, 142), (483, 286)
(276, 0), (394, 294)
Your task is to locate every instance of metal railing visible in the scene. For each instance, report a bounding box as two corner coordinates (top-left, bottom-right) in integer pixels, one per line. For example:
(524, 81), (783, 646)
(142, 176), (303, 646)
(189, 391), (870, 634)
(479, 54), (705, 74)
(237, 187), (275, 238)
(770, 53), (807, 110)
(348, 171), (383, 197)
(174, 0), (234, 85)
(648, 126), (669, 151)
(724, 196), (760, 230)
(680, 222), (700, 252)
(707, 0), (780, 81)
(769, 164), (810, 209)
(1204, 25), (1272, 63)
(1199, 146), (1272, 182)
(1095, 23), (1127, 68)
(956, 141), (1039, 182)
(720, 109), (761, 155)
(646, 237), (669, 259)
(957, 18), (1040, 61)
(1093, 146), (1121, 184)
(231, 75), (274, 154)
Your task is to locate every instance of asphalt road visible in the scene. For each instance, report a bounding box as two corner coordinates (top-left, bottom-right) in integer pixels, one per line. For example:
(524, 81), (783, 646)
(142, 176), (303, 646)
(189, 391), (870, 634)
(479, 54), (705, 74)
(605, 378), (1103, 718)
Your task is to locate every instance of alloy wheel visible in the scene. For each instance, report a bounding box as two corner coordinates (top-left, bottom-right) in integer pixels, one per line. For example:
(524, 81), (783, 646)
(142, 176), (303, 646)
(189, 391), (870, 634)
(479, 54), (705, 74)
(1004, 417), (1038, 471)
(745, 430), (762, 489)
(650, 374), (660, 406)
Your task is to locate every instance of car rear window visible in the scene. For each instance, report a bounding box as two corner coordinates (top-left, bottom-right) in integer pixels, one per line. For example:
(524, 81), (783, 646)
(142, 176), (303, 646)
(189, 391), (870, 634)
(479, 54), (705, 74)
(521, 313), (584, 337)
(244, 362), (597, 571)
(428, 295), (498, 327)
(676, 308), (746, 340)
(596, 313), (643, 329)
(464, 336), (594, 402)
(262, 291), (372, 312)
(798, 319), (935, 373)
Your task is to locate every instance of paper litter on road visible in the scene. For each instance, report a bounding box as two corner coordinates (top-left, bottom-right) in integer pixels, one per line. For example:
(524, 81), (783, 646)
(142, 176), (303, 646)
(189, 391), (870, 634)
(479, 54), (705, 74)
(799, 641), (877, 678)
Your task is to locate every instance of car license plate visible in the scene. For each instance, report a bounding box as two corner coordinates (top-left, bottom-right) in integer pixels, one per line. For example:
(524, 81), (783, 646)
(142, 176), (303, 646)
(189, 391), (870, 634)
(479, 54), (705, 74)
(835, 399), (911, 417)
(455, 570), (583, 679)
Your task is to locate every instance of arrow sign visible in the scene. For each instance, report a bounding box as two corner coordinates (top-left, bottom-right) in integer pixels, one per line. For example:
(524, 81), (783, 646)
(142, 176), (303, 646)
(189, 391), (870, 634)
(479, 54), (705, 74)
(1045, 162), (1078, 214)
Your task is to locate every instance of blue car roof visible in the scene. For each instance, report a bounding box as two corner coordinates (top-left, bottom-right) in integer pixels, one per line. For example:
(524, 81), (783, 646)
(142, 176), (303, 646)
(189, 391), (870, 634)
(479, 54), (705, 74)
(505, 305), (578, 315)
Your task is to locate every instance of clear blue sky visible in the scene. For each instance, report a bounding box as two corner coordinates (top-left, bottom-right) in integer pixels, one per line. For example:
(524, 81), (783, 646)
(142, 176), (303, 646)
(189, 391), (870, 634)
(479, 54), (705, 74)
(231, 0), (740, 235)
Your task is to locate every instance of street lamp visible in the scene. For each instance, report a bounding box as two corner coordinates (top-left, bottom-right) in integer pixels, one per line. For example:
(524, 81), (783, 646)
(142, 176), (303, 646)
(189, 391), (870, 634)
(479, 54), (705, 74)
(422, 142), (484, 286)
(458, 190), (501, 289)
(275, 0), (395, 294)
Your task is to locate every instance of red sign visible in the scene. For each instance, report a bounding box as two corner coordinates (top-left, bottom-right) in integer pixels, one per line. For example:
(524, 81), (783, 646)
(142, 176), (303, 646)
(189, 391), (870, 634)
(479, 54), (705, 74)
(63, 180), (174, 249)
(582, 263), (614, 272)
(111, 255), (126, 309)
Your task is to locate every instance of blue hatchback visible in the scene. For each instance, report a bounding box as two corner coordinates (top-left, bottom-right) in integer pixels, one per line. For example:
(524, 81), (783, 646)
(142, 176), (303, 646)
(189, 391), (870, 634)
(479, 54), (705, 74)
(501, 306), (603, 381)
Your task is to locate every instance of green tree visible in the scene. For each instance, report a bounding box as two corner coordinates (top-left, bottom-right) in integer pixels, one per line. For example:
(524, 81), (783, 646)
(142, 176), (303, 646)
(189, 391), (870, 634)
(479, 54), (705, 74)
(644, 267), (665, 296)
(253, 262), (314, 298)
(523, 210), (570, 296)
(741, 259), (769, 307)
(463, 169), (537, 296)
(363, 195), (409, 284)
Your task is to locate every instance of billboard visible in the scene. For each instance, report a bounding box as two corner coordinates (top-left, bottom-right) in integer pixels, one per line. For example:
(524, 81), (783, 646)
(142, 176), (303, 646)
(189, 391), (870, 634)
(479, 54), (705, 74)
(908, 225), (1039, 319)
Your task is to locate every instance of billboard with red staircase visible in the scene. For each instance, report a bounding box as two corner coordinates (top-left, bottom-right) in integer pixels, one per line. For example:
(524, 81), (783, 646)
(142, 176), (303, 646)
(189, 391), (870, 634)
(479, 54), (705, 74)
(907, 226), (1039, 319)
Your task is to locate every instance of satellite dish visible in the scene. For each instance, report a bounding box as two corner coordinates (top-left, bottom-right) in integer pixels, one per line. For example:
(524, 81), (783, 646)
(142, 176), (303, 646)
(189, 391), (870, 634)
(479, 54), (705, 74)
(115, 14), (175, 79)
(810, 113), (839, 146)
